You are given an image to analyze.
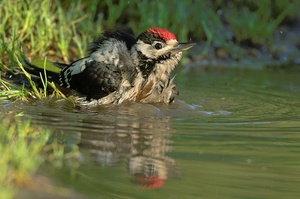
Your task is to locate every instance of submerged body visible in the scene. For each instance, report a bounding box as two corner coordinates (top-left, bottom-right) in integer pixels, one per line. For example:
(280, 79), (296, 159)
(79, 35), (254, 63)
(32, 28), (195, 106)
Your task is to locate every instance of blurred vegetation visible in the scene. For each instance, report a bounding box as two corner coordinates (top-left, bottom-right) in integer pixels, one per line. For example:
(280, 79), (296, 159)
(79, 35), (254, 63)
(0, 115), (80, 199)
(1, 0), (299, 65)
(224, 1), (296, 44)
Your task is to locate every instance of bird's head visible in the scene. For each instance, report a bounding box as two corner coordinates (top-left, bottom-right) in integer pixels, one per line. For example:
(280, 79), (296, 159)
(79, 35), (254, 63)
(132, 27), (195, 79)
(135, 27), (195, 60)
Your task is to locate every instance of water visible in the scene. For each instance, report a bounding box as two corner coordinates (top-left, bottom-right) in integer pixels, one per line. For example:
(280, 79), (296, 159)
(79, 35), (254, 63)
(15, 69), (300, 198)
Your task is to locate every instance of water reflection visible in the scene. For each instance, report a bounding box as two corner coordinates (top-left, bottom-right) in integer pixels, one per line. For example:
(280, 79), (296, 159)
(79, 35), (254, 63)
(23, 101), (177, 188)
(7, 69), (300, 198)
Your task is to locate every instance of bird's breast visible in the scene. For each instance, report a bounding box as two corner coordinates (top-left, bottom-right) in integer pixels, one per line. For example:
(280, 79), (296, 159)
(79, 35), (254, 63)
(136, 80), (154, 101)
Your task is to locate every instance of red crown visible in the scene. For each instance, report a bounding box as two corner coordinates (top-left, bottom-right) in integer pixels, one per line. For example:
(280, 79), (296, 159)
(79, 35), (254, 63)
(147, 27), (177, 41)
(138, 176), (165, 189)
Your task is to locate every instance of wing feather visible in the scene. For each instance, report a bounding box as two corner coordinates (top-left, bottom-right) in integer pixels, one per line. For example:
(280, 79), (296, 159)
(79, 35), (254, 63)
(62, 60), (122, 100)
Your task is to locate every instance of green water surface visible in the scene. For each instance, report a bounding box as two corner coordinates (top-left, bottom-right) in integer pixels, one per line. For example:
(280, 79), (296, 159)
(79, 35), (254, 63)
(17, 69), (300, 199)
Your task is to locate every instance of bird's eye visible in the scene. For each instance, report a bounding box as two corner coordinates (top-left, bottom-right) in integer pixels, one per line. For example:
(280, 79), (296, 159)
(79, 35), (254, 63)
(154, 43), (163, 50)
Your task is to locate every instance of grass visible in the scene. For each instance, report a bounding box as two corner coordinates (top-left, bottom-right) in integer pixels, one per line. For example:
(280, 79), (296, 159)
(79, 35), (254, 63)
(1, 0), (297, 63)
(0, 115), (81, 199)
(0, 53), (67, 102)
(17, 57), (67, 100)
(0, 78), (28, 101)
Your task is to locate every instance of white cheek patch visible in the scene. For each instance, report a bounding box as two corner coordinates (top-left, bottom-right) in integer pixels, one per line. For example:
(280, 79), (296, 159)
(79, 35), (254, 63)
(136, 39), (179, 59)
(136, 40), (154, 58)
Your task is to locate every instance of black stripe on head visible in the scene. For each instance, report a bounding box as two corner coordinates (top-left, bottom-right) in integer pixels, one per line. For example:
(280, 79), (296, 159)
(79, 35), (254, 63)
(136, 31), (165, 45)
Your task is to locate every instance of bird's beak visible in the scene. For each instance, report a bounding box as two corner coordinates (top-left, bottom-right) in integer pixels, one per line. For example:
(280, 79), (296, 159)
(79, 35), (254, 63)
(170, 42), (196, 54)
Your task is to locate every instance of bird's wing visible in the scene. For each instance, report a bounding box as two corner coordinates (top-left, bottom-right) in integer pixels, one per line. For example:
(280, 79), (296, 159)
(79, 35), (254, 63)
(59, 59), (122, 100)
(58, 33), (136, 101)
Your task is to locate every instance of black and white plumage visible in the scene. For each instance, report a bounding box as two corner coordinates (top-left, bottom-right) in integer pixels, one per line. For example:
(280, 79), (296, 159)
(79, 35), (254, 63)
(27, 27), (195, 106)
(58, 30), (137, 101)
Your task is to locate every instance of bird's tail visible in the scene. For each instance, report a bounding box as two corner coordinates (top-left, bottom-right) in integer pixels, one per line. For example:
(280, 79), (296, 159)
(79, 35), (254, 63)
(22, 58), (61, 83)
(16, 58), (75, 97)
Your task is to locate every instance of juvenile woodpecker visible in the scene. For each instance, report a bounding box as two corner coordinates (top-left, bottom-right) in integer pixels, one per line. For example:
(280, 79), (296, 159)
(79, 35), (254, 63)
(29, 27), (195, 106)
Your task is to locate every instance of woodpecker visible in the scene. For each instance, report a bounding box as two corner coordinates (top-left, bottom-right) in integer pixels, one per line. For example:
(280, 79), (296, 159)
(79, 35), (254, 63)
(27, 27), (195, 106)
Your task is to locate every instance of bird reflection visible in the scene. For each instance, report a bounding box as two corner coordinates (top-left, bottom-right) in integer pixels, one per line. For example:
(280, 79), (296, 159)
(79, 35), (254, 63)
(78, 103), (176, 188)
(24, 101), (177, 188)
